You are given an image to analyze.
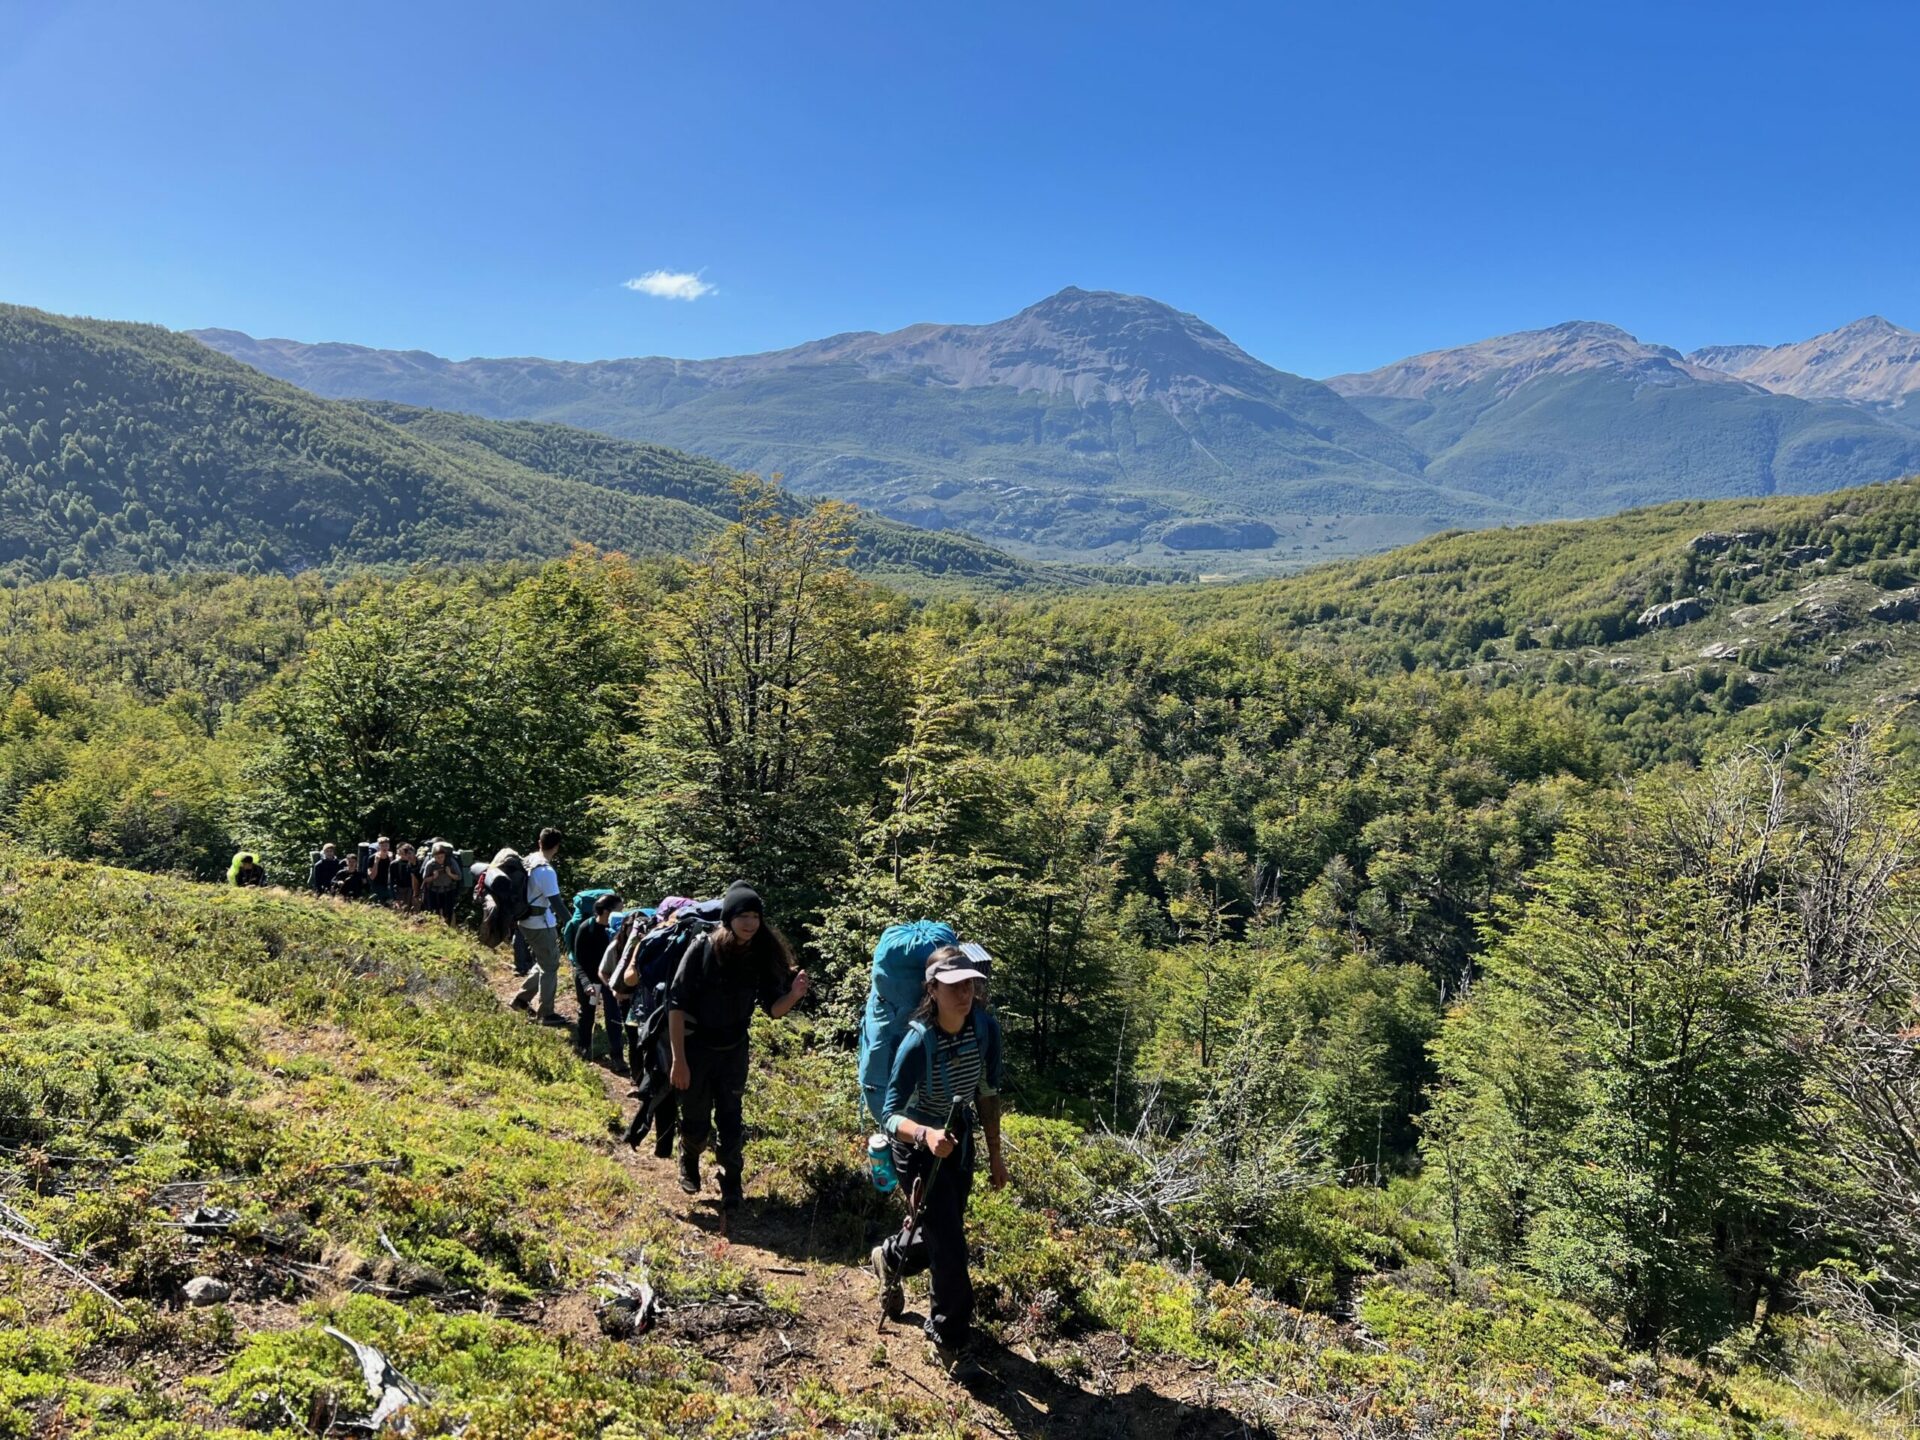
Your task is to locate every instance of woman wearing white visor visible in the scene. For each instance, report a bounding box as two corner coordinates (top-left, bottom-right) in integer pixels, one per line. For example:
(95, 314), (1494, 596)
(871, 944), (1007, 1367)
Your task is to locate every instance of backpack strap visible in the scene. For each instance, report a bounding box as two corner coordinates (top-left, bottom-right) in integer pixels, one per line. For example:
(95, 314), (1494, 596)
(906, 1019), (935, 1110)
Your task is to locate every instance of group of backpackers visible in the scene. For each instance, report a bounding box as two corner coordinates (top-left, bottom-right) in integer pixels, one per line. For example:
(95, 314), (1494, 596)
(301, 837), (467, 920)
(465, 839), (1007, 1368)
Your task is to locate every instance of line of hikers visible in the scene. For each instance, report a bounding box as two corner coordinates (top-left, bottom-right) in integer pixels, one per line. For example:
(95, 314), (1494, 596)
(466, 834), (1007, 1369)
(299, 838), (467, 919)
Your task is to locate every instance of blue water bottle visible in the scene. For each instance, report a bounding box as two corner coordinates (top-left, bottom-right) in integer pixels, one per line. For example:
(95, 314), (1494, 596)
(867, 1132), (898, 1194)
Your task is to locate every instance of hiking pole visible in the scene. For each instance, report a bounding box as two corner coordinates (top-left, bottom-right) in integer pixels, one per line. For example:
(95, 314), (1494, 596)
(902, 1098), (966, 1254)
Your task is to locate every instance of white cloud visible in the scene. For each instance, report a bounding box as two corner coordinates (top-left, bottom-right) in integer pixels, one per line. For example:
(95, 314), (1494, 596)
(622, 269), (715, 301)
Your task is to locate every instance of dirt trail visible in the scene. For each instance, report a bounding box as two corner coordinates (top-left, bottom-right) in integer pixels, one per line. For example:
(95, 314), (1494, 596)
(487, 957), (1256, 1439)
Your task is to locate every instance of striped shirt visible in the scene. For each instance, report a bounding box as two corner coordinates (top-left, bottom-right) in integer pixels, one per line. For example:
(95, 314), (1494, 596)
(883, 1012), (1001, 1160)
(925, 1025), (985, 1118)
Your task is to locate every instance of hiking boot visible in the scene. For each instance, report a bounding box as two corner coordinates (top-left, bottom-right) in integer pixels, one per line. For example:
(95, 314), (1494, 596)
(509, 994), (532, 1013)
(870, 1245), (904, 1321)
(653, 1126), (674, 1161)
(928, 1334), (982, 1380)
(677, 1154), (701, 1195)
(719, 1169), (743, 1212)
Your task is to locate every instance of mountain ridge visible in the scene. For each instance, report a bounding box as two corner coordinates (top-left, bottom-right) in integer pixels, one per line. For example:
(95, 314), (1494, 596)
(192, 292), (1920, 565)
(1326, 318), (1920, 517)
(193, 289), (1494, 560)
(1689, 315), (1920, 407)
(0, 304), (1059, 589)
(1326, 319), (1749, 400)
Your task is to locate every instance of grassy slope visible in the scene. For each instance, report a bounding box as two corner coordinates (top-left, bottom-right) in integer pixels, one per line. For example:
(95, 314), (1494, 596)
(0, 855), (919, 1437)
(0, 856), (1893, 1438)
(1134, 476), (1919, 625)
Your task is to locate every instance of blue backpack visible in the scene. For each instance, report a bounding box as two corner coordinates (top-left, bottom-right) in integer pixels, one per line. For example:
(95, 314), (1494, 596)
(857, 920), (957, 1126)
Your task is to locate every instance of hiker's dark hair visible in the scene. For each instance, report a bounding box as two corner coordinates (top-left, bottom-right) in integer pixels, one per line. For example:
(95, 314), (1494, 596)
(711, 915), (794, 970)
(538, 826), (564, 851)
(595, 892), (621, 915)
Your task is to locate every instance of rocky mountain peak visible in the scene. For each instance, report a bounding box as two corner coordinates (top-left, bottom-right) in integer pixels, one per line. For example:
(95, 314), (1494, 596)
(1325, 320), (1734, 400)
(1688, 315), (1920, 405)
(740, 286), (1284, 408)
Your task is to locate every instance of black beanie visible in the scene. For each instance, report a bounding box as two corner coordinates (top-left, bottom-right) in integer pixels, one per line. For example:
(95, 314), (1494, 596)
(721, 882), (763, 924)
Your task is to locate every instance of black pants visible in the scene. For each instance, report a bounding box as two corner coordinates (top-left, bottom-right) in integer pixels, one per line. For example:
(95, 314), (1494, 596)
(881, 1131), (975, 1347)
(678, 1037), (750, 1177)
(512, 928), (534, 977)
(601, 984), (631, 1068)
(572, 967), (601, 1056)
(576, 978), (632, 1071)
(423, 889), (457, 923)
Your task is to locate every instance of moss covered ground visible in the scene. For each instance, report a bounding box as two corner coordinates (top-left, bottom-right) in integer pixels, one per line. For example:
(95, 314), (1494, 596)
(0, 857), (1905, 1437)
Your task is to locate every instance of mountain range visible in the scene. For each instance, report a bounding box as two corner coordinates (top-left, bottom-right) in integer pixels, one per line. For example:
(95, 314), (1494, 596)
(193, 293), (1920, 567)
(1689, 315), (1920, 410)
(197, 289), (1491, 564)
(0, 305), (1058, 589)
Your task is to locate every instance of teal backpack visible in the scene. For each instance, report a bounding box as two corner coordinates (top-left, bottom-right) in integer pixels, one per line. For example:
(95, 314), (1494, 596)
(857, 920), (957, 1125)
(564, 887), (618, 959)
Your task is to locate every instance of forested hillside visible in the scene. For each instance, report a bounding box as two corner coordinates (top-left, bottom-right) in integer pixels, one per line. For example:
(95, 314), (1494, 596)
(359, 401), (1167, 589)
(0, 305), (1070, 590)
(4, 479), (1919, 1435)
(1126, 474), (1920, 763)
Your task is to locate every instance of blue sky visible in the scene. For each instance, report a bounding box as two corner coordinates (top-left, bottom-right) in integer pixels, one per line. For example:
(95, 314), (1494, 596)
(2, 1), (1913, 377)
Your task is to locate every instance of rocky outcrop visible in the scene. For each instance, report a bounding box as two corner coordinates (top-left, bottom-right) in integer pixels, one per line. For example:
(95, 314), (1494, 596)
(1159, 519), (1278, 552)
(1769, 582), (1859, 636)
(1783, 544), (1831, 566)
(1827, 639), (1890, 674)
(1638, 597), (1708, 629)
(1689, 531), (1762, 555)
(1868, 587), (1920, 623)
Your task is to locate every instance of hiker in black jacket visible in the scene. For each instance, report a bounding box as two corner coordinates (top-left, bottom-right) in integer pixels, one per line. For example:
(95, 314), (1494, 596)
(331, 853), (367, 901)
(309, 843), (342, 895)
(666, 883), (809, 1210)
(571, 892), (625, 1071)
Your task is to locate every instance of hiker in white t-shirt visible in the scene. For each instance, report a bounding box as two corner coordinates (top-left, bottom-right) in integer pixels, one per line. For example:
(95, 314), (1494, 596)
(510, 826), (566, 1022)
